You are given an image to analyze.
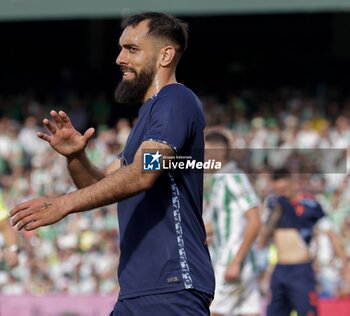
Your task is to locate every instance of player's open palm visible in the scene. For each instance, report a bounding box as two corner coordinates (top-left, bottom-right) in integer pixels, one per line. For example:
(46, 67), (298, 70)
(37, 110), (95, 157)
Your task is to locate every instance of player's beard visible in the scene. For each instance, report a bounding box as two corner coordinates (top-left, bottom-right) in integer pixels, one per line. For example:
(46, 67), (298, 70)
(114, 61), (157, 105)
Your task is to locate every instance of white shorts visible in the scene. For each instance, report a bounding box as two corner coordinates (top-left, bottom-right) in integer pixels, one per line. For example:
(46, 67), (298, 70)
(210, 262), (261, 315)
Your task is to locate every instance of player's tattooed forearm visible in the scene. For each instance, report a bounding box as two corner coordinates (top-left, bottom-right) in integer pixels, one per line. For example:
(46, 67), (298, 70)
(262, 203), (282, 239)
(41, 202), (53, 209)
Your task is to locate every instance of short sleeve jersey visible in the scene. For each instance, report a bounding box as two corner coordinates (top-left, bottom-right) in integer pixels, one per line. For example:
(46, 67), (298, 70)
(206, 162), (260, 266)
(267, 192), (325, 245)
(117, 84), (215, 299)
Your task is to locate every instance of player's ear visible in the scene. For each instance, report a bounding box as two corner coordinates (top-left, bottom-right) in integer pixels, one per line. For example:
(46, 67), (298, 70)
(159, 46), (176, 67)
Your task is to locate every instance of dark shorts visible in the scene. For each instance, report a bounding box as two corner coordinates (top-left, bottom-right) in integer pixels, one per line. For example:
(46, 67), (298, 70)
(267, 262), (318, 316)
(109, 290), (212, 316)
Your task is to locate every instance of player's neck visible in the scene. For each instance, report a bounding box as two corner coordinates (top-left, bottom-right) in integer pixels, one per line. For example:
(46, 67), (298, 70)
(143, 72), (177, 102)
(285, 190), (298, 201)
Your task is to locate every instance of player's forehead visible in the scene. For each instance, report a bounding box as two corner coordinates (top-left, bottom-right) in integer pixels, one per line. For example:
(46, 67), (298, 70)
(272, 177), (291, 187)
(206, 140), (228, 151)
(119, 20), (152, 46)
(277, 177), (290, 183)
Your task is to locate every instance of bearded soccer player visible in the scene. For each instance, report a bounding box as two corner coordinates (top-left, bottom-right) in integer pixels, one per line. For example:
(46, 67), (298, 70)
(10, 12), (215, 316)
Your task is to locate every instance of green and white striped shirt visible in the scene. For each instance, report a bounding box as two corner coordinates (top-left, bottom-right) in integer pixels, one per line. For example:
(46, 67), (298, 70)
(205, 161), (259, 266)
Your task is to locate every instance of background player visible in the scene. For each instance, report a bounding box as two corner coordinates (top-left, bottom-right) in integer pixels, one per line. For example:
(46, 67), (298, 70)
(204, 131), (261, 316)
(257, 168), (349, 316)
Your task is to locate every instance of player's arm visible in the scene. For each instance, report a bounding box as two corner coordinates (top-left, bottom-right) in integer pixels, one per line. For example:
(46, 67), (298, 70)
(67, 152), (121, 188)
(204, 223), (213, 244)
(256, 201), (282, 249)
(232, 207), (261, 264)
(10, 140), (174, 231)
(0, 218), (17, 246)
(203, 188), (214, 246)
(326, 229), (349, 274)
(0, 218), (19, 267)
(316, 205), (350, 278)
(37, 110), (120, 188)
(225, 207), (261, 281)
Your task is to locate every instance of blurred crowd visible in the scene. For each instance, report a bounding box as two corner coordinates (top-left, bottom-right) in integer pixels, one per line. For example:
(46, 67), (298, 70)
(0, 86), (350, 298)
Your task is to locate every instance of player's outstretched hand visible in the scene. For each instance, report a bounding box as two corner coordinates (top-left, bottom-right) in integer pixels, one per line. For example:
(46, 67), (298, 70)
(10, 196), (68, 231)
(37, 110), (95, 158)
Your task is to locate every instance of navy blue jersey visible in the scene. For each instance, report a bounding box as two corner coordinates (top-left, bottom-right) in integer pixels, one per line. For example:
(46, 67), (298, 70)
(267, 193), (325, 245)
(116, 84), (215, 299)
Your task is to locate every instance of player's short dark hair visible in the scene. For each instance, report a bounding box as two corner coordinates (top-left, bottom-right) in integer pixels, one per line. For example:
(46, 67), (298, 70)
(121, 12), (188, 54)
(271, 167), (292, 181)
(206, 131), (230, 148)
